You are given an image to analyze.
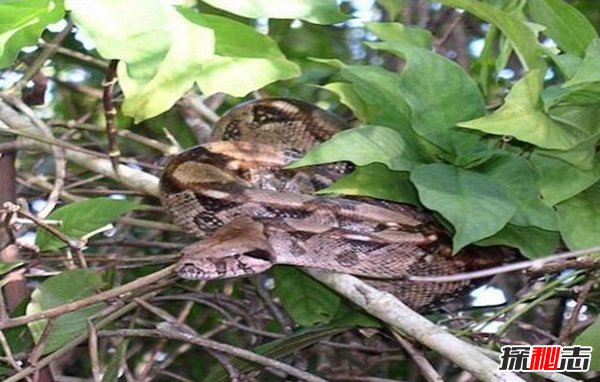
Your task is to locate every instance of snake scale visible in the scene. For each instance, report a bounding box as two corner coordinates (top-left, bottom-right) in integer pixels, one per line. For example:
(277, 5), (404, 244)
(160, 98), (506, 312)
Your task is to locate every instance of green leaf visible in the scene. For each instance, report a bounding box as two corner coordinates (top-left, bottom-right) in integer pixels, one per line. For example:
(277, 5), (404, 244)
(366, 22), (432, 49)
(35, 198), (142, 251)
(528, 0), (597, 57)
(290, 125), (424, 171)
(411, 164), (517, 252)
(320, 63), (442, 161)
(178, 10), (300, 96)
(535, 104), (600, 169)
(66, 0), (215, 122)
(475, 153), (557, 230)
(530, 153), (600, 205)
(575, 318), (600, 371)
(273, 266), (340, 326)
(543, 82), (600, 109)
(0, 0), (64, 69)
(335, 65), (412, 128)
(204, 325), (347, 382)
(564, 39), (600, 88)
(477, 224), (559, 259)
(438, 0), (545, 70)
(459, 70), (593, 150)
(320, 164), (419, 205)
(556, 181), (600, 250)
(199, 0), (348, 24)
(367, 41), (486, 153)
(27, 269), (105, 354)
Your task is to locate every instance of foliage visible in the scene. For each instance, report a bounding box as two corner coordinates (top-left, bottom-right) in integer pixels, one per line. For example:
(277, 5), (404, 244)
(1, 0), (600, 380)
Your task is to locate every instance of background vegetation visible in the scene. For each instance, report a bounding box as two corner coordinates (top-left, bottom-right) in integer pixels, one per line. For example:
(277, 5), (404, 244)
(1, 0), (600, 380)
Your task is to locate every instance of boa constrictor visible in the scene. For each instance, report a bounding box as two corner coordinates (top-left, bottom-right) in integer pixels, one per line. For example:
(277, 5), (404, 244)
(160, 98), (504, 311)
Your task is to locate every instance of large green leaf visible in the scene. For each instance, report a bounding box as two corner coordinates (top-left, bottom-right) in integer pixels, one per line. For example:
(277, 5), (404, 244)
(477, 224), (559, 259)
(564, 39), (600, 88)
(528, 0), (597, 58)
(367, 41), (486, 154)
(27, 269), (105, 354)
(199, 0), (348, 24)
(35, 198), (143, 251)
(320, 164), (419, 205)
(273, 266), (340, 327)
(530, 152), (600, 205)
(179, 10), (300, 96)
(556, 181), (600, 250)
(411, 164), (517, 252)
(438, 0), (545, 70)
(66, 0), (214, 122)
(459, 70), (593, 150)
(476, 153), (557, 230)
(320, 63), (442, 161)
(67, 1), (299, 122)
(0, 0), (64, 69)
(290, 125), (424, 171)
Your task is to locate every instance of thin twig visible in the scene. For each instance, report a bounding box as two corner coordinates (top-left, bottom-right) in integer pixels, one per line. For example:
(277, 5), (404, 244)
(102, 60), (121, 176)
(10, 20), (74, 93)
(4, 202), (84, 250)
(0, 96), (67, 218)
(100, 328), (329, 382)
(306, 269), (523, 382)
(39, 41), (109, 68)
(0, 264), (177, 330)
(409, 245), (600, 283)
(392, 329), (443, 382)
(556, 275), (596, 344)
(88, 320), (101, 382)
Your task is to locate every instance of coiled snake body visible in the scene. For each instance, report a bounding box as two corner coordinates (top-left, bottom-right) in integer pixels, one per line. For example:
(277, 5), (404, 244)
(160, 99), (504, 311)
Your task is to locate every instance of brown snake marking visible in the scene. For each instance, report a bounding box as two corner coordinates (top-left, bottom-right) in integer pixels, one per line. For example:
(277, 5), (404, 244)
(160, 98), (507, 312)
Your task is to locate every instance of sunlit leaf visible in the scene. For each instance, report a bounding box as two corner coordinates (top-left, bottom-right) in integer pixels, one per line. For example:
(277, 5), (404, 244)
(66, 0), (215, 122)
(459, 70), (593, 150)
(290, 125), (424, 171)
(0, 0), (64, 69)
(179, 10), (300, 97)
(366, 22), (432, 48)
(564, 39), (600, 87)
(200, 0), (348, 24)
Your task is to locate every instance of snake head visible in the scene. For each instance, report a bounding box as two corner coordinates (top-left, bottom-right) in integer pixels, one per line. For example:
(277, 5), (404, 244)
(176, 217), (275, 280)
(177, 250), (273, 280)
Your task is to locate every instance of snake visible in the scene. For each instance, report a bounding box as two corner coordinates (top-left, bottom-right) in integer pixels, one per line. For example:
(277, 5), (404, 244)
(159, 98), (505, 312)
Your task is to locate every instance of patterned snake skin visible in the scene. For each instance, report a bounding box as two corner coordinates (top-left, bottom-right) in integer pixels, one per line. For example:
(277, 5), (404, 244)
(160, 98), (506, 311)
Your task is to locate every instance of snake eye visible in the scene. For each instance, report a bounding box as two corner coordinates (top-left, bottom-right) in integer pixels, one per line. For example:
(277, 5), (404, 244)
(245, 249), (273, 261)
